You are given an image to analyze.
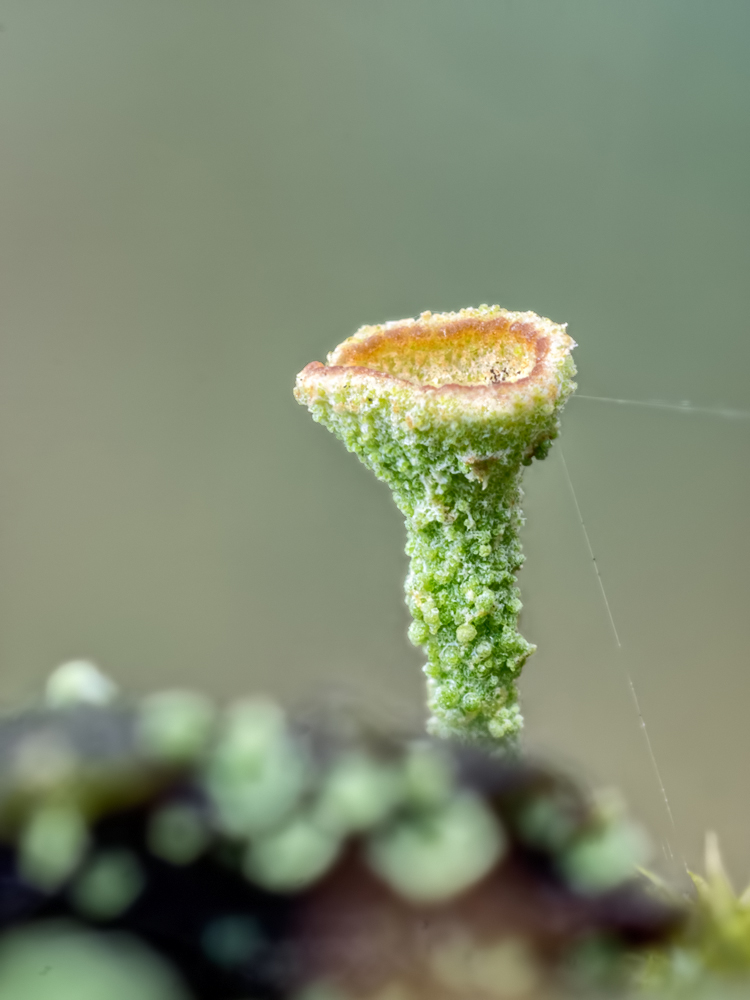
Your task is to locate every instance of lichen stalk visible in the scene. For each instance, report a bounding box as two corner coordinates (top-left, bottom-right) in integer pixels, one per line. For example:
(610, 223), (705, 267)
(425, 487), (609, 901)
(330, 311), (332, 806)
(295, 306), (576, 742)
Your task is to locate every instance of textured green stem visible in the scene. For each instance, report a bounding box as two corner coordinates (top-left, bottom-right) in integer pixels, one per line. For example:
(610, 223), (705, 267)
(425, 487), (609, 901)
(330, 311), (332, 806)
(403, 468), (532, 741)
(295, 306), (576, 742)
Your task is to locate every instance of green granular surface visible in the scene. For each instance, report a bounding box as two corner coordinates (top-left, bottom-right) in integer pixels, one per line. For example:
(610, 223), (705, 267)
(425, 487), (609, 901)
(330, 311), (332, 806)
(296, 306), (576, 742)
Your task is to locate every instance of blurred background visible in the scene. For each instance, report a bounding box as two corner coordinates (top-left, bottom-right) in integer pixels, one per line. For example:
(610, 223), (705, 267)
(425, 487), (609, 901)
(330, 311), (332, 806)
(0, 0), (748, 882)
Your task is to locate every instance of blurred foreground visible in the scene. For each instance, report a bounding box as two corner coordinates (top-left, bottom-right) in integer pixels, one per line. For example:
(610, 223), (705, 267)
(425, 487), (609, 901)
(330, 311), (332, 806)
(0, 662), (693, 1000)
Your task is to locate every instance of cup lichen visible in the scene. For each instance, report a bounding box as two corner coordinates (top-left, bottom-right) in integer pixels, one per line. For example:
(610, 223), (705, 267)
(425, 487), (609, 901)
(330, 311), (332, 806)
(295, 306), (576, 742)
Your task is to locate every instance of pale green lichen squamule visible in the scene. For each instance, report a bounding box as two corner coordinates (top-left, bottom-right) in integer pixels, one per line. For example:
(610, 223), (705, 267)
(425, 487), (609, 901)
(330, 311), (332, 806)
(295, 306), (576, 742)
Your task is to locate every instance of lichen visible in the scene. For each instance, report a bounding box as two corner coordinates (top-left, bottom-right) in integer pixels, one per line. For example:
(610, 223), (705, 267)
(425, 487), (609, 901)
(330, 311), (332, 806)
(294, 306), (576, 742)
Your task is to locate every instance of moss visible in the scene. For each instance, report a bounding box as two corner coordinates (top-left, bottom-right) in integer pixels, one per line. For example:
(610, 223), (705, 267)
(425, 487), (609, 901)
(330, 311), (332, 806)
(295, 306), (576, 741)
(640, 834), (750, 994)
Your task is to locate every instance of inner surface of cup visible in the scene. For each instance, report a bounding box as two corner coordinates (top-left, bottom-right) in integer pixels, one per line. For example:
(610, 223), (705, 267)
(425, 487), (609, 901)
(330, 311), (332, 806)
(331, 317), (540, 388)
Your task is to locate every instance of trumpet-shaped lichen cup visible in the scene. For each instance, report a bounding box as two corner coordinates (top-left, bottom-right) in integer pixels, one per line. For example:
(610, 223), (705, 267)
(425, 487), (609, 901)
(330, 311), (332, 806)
(295, 306), (576, 743)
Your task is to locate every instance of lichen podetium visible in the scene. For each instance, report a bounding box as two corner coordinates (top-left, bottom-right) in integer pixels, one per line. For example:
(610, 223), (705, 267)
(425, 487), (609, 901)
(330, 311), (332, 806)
(295, 306), (576, 743)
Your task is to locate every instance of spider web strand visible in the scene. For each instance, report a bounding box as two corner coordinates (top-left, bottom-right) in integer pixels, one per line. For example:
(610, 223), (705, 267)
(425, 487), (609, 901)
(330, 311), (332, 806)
(557, 444), (679, 859)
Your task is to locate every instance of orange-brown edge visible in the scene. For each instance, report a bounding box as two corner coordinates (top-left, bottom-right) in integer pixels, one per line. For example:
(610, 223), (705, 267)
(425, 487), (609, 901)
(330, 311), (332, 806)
(296, 312), (571, 402)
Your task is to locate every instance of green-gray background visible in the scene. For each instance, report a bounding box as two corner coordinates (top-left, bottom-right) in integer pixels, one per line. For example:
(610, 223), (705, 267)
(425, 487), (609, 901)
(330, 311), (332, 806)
(1, 1), (748, 880)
